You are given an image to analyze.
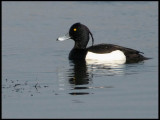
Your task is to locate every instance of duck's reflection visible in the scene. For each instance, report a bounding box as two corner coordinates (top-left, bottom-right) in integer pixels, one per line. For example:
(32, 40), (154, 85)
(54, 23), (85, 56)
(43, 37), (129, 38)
(66, 60), (127, 95)
(57, 59), (143, 95)
(67, 60), (92, 95)
(86, 60), (126, 77)
(68, 60), (92, 85)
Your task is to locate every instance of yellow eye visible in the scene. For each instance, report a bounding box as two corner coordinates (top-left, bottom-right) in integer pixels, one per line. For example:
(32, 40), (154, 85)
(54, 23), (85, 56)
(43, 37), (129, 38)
(73, 28), (77, 31)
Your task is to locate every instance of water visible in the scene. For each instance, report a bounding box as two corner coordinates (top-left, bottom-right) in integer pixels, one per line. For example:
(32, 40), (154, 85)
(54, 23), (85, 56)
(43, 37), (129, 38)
(2, 1), (158, 118)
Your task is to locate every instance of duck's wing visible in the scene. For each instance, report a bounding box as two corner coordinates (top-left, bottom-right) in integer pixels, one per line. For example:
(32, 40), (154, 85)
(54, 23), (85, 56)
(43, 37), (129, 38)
(87, 43), (141, 53)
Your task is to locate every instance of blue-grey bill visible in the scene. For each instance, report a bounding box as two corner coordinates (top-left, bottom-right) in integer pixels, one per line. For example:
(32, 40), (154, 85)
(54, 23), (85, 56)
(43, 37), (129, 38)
(57, 33), (71, 41)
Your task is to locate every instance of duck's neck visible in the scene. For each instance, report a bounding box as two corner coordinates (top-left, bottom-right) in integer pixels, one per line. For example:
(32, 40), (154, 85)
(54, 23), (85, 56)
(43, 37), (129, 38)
(74, 42), (86, 49)
(74, 35), (89, 49)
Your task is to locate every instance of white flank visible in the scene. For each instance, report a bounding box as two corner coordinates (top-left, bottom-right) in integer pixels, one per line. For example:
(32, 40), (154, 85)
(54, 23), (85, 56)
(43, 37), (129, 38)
(85, 50), (126, 64)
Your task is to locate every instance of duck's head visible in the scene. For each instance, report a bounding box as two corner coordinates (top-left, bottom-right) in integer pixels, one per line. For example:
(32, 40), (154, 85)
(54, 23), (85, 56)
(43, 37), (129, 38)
(57, 23), (94, 49)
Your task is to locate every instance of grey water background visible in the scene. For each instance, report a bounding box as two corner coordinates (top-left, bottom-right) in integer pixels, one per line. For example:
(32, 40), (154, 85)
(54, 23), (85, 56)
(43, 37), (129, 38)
(2, 1), (158, 118)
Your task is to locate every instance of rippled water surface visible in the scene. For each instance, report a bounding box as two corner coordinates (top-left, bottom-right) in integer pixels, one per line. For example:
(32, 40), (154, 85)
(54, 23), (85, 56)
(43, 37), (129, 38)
(2, 1), (158, 118)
